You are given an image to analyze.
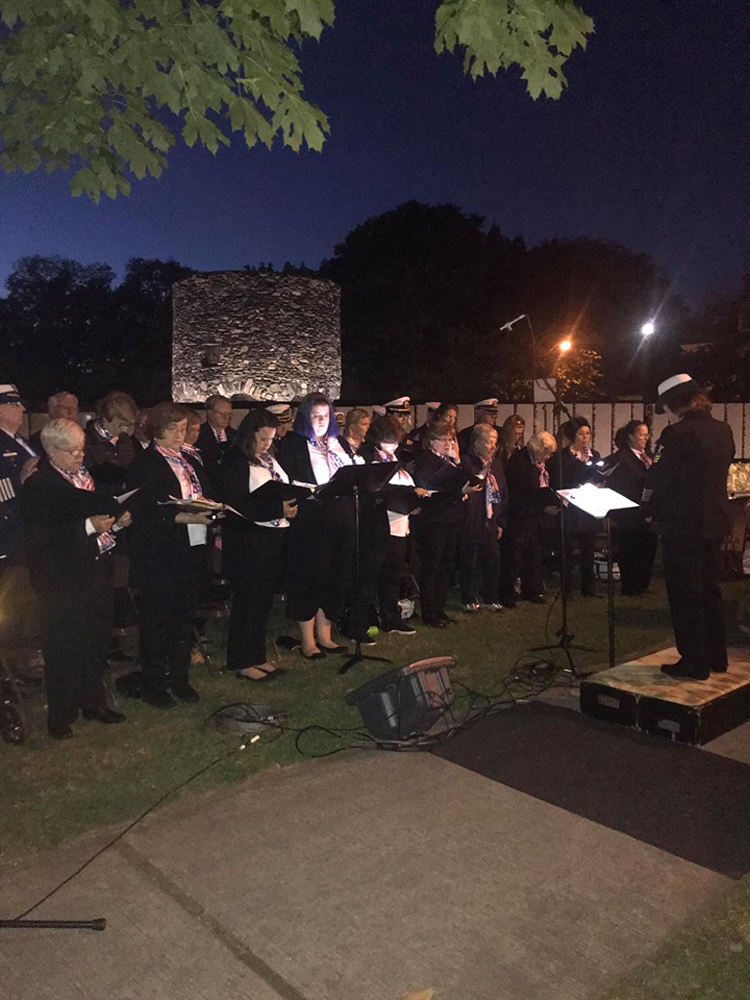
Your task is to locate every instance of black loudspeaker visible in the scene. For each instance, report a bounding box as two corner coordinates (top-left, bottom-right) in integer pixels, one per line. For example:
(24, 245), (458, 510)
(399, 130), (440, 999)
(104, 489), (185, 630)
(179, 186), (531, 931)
(345, 657), (455, 741)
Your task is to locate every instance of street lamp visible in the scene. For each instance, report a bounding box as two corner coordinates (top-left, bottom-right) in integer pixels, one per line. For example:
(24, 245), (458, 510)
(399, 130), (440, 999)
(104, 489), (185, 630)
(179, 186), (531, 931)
(558, 338), (573, 353)
(641, 320), (655, 337)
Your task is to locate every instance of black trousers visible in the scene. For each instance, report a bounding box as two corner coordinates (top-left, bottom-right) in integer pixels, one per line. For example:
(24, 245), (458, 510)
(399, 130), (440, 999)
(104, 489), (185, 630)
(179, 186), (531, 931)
(137, 546), (205, 692)
(286, 498), (355, 623)
(379, 535), (409, 630)
(662, 536), (727, 671)
(38, 570), (111, 730)
(500, 516), (542, 604)
(415, 520), (458, 623)
(225, 527), (286, 669)
(563, 530), (597, 596)
(617, 520), (657, 596)
(458, 537), (500, 605)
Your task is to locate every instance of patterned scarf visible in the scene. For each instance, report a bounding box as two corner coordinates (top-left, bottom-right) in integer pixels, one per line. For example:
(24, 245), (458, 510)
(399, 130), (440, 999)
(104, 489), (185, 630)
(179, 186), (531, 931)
(308, 435), (347, 475)
(155, 444), (203, 498)
(375, 448), (398, 463)
(256, 452), (283, 481)
(632, 449), (652, 468)
(528, 448), (549, 488)
(182, 443), (203, 466)
(94, 421), (119, 446)
(52, 463), (116, 554)
(485, 467), (502, 520)
(571, 445), (592, 464)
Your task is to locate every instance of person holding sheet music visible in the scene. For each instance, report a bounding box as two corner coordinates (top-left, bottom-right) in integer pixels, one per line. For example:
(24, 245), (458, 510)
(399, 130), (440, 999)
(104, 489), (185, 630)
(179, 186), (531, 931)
(22, 419), (131, 738)
(126, 402), (216, 708)
(604, 420), (657, 597)
(500, 431), (557, 607)
(458, 424), (508, 612)
(550, 416), (601, 598)
(364, 416), (426, 635)
(276, 392), (355, 659)
(217, 409), (297, 682)
(413, 420), (481, 628)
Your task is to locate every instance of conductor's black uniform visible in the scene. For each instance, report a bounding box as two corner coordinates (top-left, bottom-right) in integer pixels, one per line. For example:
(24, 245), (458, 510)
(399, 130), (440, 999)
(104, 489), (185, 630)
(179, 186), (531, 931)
(642, 409), (735, 677)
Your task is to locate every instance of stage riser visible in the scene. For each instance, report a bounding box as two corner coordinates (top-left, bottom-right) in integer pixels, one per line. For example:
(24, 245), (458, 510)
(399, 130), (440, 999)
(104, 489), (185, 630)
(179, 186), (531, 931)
(580, 652), (750, 746)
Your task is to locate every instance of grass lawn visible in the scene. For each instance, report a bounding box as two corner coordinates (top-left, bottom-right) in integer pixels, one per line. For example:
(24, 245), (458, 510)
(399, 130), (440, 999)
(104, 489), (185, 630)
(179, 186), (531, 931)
(2, 573), (749, 999)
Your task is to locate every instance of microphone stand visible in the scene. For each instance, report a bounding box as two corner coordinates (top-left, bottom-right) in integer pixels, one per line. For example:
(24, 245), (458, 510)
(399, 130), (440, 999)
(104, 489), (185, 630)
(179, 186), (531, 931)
(519, 317), (596, 677)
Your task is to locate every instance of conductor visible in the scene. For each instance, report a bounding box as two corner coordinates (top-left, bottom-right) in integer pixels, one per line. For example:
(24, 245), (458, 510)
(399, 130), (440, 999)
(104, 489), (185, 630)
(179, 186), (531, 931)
(642, 374), (735, 680)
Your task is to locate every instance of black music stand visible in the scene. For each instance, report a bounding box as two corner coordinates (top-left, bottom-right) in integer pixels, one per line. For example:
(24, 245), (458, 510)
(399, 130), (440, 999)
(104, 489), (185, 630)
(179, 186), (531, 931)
(316, 463), (402, 675)
(555, 484), (638, 670)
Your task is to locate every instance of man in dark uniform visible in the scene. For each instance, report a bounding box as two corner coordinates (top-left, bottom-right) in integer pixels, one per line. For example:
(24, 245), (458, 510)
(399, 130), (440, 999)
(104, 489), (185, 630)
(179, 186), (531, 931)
(642, 374), (735, 680)
(0, 383), (39, 569)
(382, 396), (416, 466)
(457, 398), (499, 454)
(196, 393), (235, 484)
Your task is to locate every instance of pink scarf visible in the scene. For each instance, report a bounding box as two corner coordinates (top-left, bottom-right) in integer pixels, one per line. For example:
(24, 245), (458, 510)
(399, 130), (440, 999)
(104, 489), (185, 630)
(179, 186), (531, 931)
(52, 463), (116, 554)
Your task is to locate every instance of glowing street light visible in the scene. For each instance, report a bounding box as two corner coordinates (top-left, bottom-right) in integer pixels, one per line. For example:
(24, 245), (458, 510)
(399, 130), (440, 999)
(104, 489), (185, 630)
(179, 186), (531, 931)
(641, 320), (655, 337)
(558, 338), (573, 353)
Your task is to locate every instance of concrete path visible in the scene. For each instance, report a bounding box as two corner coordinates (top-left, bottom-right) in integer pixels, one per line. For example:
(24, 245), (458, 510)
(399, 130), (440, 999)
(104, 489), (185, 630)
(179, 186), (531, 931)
(0, 749), (730, 1000)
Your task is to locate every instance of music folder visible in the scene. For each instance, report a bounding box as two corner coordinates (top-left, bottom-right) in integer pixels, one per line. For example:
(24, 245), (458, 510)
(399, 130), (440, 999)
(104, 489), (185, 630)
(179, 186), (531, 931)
(556, 483), (638, 520)
(315, 462), (401, 500)
(250, 480), (316, 503)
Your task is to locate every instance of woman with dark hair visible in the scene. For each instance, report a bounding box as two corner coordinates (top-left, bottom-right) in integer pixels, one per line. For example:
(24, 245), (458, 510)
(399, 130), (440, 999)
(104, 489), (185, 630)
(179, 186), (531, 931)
(550, 415), (601, 598)
(499, 414), (526, 465)
(413, 420), (479, 627)
(435, 403), (460, 459)
(182, 409), (204, 467)
(276, 392), (355, 657)
(366, 416), (424, 634)
(217, 409), (298, 680)
(84, 390), (138, 493)
(605, 420), (657, 597)
(126, 402), (216, 708)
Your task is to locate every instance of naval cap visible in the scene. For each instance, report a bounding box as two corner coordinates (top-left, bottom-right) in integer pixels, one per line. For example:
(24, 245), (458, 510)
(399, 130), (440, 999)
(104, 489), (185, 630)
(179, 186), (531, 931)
(475, 397), (498, 410)
(383, 396), (411, 412)
(0, 383), (22, 406)
(655, 373), (701, 414)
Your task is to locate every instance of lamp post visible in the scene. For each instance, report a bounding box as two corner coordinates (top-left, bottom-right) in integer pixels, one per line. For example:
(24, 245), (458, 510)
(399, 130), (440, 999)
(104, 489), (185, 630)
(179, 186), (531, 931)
(640, 320), (656, 402)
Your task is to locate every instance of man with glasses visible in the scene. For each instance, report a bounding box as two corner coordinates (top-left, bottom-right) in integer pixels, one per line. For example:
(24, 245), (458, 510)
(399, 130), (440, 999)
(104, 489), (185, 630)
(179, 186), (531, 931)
(196, 393), (235, 483)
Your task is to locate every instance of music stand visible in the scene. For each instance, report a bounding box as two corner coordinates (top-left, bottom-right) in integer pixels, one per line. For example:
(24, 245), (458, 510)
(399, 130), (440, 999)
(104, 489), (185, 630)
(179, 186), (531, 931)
(316, 463), (402, 675)
(556, 484), (638, 670)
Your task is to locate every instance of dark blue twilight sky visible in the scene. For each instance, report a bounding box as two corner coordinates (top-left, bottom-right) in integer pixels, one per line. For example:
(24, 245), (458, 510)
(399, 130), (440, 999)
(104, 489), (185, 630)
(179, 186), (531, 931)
(0, 0), (748, 303)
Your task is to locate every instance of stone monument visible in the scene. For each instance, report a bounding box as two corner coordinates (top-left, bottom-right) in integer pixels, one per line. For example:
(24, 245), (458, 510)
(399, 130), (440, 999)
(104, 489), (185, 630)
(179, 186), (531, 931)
(172, 271), (341, 402)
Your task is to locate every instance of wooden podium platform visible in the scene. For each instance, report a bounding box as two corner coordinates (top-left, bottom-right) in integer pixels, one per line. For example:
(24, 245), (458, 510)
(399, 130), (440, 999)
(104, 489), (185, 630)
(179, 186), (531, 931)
(580, 647), (750, 745)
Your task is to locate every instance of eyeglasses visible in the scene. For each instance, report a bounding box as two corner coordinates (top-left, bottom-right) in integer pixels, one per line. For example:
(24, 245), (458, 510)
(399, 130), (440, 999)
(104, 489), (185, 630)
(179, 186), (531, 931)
(57, 447), (85, 457)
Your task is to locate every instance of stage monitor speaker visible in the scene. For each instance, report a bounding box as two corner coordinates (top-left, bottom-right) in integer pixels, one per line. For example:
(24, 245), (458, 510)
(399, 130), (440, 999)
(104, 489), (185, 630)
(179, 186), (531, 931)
(345, 656), (455, 741)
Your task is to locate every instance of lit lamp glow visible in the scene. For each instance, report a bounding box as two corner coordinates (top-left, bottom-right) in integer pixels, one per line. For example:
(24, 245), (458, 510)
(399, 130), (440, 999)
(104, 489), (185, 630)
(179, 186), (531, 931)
(641, 321), (655, 337)
(558, 339), (573, 353)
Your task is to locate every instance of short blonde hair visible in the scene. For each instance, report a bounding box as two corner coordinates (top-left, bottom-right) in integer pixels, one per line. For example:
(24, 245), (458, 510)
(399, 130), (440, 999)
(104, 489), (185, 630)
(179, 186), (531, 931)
(40, 418), (84, 456)
(528, 430), (557, 460)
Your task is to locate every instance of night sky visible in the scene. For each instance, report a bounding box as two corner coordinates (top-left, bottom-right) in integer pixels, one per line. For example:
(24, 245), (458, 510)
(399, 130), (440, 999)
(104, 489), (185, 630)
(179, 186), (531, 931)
(1, 0), (748, 303)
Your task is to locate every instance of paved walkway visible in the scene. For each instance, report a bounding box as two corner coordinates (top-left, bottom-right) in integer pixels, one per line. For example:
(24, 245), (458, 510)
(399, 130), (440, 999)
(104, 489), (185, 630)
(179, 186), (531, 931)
(0, 743), (733, 1000)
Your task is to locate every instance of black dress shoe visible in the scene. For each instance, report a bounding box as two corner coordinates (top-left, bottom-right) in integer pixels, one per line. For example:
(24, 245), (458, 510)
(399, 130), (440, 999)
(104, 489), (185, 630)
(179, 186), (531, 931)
(82, 707), (126, 724)
(171, 683), (200, 703)
(48, 724), (74, 740)
(300, 649), (327, 661)
(424, 619), (448, 629)
(142, 688), (178, 709)
(661, 662), (710, 681)
(236, 669), (271, 682)
(711, 664), (728, 673)
(318, 644), (349, 653)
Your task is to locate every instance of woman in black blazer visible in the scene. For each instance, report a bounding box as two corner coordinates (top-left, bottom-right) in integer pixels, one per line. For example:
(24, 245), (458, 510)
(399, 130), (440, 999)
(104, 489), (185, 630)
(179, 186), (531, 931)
(126, 402), (215, 709)
(500, 431), (557, 607)
(22, 419), (131, 738)
(549, 416), (601, 598)
(413, 420), (478, 627)
(605, 420), (657, 596)
(276, 392), (355, 657)
(217, 409), (298, 681)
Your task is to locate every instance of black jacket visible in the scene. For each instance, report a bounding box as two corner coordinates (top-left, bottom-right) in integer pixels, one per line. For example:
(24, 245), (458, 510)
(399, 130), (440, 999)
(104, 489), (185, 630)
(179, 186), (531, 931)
(276, 431), (317, 485)
(196, 422), (235, 483)
(125, 445), (213, 578)
(21, 460), (120, 595)
(413, 451), (465, 525)
(505, 447), (554, 523)
(642, 410), (734, 539)
(216, 448), (286, 531)
(604, 447), (651, 505)
(83, 419), (136, 495)
(460, 453), (508, 541)
(0, 428), (39, 563)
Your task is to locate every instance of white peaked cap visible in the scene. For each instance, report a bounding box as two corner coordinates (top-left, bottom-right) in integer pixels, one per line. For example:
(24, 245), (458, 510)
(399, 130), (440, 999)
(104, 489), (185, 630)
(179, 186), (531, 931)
(266, 403), (291, 415)
(657, 374), (693, 397)
(426, 401), (441, 411)
(475, 398), (499, 409)
(372, 405), (387, 417)
(384, 396), (411, 409)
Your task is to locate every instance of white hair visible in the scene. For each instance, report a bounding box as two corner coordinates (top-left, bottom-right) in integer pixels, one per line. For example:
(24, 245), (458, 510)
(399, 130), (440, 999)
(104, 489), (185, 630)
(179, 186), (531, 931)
(40, 418), (84, 456)
(528, 430), (557, 459)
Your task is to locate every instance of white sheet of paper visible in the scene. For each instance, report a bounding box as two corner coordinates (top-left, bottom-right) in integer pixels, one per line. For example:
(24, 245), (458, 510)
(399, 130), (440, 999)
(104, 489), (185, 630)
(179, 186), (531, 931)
(557, 483), (638, 519)
(115, 488), (140, 504)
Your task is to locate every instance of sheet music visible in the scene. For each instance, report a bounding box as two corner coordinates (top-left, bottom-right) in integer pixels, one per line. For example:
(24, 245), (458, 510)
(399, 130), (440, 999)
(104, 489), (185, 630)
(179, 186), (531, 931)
(557, 483), (638, 519)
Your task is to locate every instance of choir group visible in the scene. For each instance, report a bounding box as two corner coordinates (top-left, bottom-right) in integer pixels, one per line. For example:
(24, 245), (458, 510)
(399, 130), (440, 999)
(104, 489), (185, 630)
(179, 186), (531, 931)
(0, 384), (661, 739)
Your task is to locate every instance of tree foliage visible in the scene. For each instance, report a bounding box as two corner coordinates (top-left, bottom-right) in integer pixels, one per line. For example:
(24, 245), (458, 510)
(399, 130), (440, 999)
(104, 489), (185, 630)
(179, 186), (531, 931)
(0, 0), (593, 200)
